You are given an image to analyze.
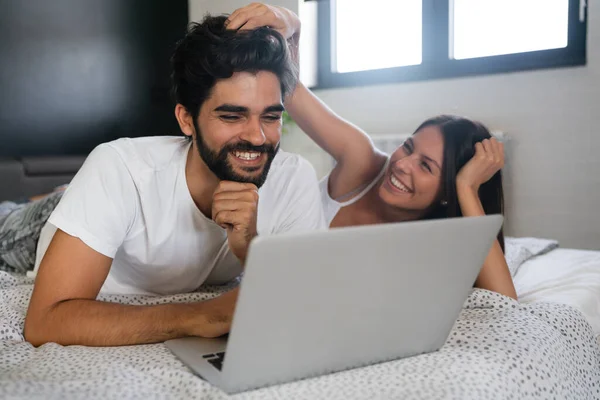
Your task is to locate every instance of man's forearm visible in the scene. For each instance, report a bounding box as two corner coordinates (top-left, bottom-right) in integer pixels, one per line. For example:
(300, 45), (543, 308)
(25, 288), (239, 347)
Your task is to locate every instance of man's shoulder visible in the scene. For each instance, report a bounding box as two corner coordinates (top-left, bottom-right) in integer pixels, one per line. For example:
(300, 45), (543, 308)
(269, 150), (316, 177)
(259, 151), (326, 232)
(262, 151), (318, 193)
(91, 136), (189, 172)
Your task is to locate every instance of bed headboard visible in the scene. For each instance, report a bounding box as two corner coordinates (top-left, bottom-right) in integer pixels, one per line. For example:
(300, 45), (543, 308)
(0, 156), (86, 201)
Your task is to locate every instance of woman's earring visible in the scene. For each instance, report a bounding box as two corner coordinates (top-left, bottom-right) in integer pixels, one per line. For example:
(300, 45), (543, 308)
(441, 200), (448, 206)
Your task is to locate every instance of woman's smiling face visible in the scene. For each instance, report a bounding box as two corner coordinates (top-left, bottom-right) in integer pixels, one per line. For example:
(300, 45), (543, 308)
(378, 126), (445, 214)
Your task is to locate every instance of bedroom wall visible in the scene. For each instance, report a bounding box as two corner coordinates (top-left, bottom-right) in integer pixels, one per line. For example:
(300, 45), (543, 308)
(190, 1), (600, 250)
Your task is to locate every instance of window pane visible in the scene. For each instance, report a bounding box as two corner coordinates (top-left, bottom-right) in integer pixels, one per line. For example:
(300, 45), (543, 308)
(452, 0), (569, 60)
(334, 0), (422, 73)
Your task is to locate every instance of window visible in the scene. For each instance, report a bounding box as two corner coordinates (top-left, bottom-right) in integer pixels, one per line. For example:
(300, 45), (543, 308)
(334, 0), (422, 73)
(452, 0), (569, 59)
(314, 0), (587, 88)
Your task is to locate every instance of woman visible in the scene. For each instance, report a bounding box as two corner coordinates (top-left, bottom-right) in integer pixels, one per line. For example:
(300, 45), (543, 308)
(226, 4), (517, 299)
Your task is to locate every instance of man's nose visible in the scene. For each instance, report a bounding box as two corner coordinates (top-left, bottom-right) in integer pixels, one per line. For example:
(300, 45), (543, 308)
(240, 118), (266, 146)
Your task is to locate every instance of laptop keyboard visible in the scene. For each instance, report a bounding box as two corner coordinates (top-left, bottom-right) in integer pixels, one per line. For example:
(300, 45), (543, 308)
(202, 352), (225, 371)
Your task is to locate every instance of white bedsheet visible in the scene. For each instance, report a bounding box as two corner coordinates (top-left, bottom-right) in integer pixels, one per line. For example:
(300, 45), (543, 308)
(515, 248), (600, 337)
(1, 238), (599, 399)
(1, 271), (600, 399)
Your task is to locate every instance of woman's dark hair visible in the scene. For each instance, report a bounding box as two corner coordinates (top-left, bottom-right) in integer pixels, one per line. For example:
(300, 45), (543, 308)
(416, 115), (505, 251)
(170, 15), (298, 120)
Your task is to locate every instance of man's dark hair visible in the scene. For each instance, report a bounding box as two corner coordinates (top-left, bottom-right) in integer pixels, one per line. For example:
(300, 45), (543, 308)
(170, 15), (297, 119)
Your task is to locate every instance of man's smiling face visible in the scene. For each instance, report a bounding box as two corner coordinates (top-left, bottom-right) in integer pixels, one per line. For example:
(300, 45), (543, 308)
(191, 70), (284, 187)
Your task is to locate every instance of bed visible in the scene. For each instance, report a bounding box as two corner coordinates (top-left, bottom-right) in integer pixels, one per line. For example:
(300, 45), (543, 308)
(1, 156), (600, 398)
(0, 233), (599, 399)
(514, 246), (600, 342)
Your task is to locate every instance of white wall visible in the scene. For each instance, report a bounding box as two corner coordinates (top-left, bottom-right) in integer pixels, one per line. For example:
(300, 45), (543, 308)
(189, 1), (600, 250)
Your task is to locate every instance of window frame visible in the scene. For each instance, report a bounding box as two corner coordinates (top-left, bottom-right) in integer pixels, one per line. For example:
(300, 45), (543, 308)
(314, 0), (587, 89)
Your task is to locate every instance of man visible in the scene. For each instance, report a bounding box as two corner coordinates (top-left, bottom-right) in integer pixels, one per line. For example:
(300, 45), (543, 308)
(24, 14), (325, 347)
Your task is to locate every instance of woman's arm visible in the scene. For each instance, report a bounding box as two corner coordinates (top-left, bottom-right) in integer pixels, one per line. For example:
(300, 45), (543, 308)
(226, 3), (386, 199)
(285, 83), (387, 198)
(456, 138), (517, 299)
(457, 185), (517, 299)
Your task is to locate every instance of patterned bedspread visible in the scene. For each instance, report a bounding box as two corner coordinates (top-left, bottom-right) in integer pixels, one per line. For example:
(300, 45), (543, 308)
(1, 272), (599, 400)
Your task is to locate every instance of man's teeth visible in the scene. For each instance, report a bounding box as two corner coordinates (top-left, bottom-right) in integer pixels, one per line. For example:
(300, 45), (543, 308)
(233, 151), (261, 161)
(390, 174), (410, 192)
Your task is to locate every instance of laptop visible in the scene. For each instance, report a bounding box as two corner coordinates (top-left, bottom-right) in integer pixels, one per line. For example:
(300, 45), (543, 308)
(166, 215), (503, 393)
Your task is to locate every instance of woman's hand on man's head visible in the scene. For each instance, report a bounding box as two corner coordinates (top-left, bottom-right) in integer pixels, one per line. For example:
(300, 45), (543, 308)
(225, 3), (300, 40)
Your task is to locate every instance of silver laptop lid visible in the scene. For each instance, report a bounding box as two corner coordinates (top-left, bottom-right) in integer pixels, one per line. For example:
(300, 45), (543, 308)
(222, 215), (503, 392)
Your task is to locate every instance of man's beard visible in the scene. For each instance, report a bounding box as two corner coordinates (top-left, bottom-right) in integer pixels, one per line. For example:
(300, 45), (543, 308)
(193, 123), (279, 188)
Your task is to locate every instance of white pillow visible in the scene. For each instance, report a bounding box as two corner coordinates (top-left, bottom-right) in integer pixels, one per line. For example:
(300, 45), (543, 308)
(504, 236), (559, 277)
(514, 248), (600, 337)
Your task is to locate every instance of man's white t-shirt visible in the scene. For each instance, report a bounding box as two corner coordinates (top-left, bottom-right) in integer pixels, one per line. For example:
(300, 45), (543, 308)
(34, 136), (326, 295)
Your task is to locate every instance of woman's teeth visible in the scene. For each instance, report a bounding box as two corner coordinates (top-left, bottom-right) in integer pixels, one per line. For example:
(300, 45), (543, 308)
(233, 151), (261, 161)
(390, 174), (410, 193)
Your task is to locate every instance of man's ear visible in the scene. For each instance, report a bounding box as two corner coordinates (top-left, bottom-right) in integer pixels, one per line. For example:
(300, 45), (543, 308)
(174, 104), (195, 138)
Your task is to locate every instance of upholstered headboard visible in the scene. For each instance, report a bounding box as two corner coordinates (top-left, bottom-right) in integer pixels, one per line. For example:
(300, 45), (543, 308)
(0, 156), (86, 201)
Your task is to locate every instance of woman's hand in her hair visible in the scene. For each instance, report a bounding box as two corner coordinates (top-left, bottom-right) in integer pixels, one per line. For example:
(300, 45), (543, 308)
(225, 3), (300, 40)
(456, 138), (504, 192)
